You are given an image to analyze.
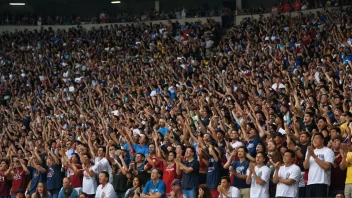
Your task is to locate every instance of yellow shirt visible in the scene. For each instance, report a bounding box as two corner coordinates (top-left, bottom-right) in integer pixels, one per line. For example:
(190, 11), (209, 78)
(339, 122), (348, 138)
(346, 152), (352, 184)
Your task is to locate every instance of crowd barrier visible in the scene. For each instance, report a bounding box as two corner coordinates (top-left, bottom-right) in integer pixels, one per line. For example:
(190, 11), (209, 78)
(0, 16), (222, 33)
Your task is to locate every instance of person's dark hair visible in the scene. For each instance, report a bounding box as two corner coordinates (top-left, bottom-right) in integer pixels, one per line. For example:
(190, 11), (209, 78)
(198, 184), (212, 198)
(313, 132), (324, 140)
(186, 146), (196, 155)
(71, 153), (81, 164)
(132, 175), (142, 187)
(100, 171), (109, 181)
(238, 146), (248, 153)
(151, 168), (162, 175)
(0, 159), (9, 166)
(98, 146), (106, 153)
(79, 192), (88, 198)
(285, 149), (295, 158)
(256, 152), (268, 164)
(82, 153), (91, 159)
(221, 176), (231, 184)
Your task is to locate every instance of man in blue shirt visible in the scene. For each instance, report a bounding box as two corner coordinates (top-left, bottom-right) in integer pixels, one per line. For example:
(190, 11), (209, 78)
(224, 146), (250, 198)
(141, 168), (166, 198)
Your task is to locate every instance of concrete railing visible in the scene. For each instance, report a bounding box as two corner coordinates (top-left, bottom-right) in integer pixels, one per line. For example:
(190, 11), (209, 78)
(0, 16), (221, 33)
(235, 5), (351, 25)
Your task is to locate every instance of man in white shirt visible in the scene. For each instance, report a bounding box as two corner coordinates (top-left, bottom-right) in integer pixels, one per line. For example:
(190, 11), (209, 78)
(303, 132), (335, 197)
(273, 150), (301, 198)
(246, 152), (271, 198)
(93, 146), (111, 174)
(95, 171), (115, 198)
(217, 176), (241, 198)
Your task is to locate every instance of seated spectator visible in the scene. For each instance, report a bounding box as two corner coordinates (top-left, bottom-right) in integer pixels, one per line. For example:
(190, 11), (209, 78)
(170, 179), (184, 198)
(58, 178), (79, 198)
(31, 182), (52, 198)
(217, 176), (241, 198)
(141, 168), (166, 198)
(95, 171), (115, 198)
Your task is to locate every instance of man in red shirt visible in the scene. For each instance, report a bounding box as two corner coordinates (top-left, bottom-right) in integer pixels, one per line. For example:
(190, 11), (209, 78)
(10, 159), (30, 198)
(283, 1), (291, 13)
(293, 0), (302, 11)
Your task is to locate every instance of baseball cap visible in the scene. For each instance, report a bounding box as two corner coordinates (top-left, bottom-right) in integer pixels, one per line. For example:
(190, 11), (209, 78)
(172, 179), (181, 186)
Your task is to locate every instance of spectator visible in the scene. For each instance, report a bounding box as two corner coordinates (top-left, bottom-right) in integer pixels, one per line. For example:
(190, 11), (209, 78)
(330, 136), (347, 197)
(198, 184), (212, 198)
(16, 189), (26, 198)
(273, 149), (301, 198)
(95, 171), (115, 198)
(31, 182), (51, 198)
(176, 147), (199, 198)
(141, 168), (166, 198)
(169, 179), (184, 198)
(0, 159), (12, 198)
(303, 132), (335, 197)
(225, 146), (250, 197)
(58, 178), (79, 198)
(125, 176), (143, 198)
(10, 159), (30, 198)
(246, 152), (270, 198)
(339, 145), (352, 198)
(217, 176), (241, 198)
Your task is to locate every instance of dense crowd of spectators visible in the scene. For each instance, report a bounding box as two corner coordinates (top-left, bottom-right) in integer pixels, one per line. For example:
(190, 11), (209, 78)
(0, 3), (352, 198)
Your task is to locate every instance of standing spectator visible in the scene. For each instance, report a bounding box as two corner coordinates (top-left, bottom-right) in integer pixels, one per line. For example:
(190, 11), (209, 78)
(81, 153), (97, 198)
(176, 147), (199, 198)
(293, 0), (302, 11)
(0, 159), (12, 198)
(340, 145), (352, 198)
(58, 178), (79, 198)
(246, 152), (270, 198)
(10, 159), (30, 198)
(45, 146), (62, 198)
(224, 146), (250, 197)
(28, 154), (46, 196)
(95, 171), (116, 198)
(141, 168), (166, 198)
(273, 150), (301, 198)
(329, 136), (347, 197)
(217, 176), (241, 198)
(206, 145), (221, 198)
(303, 132), (335, 197)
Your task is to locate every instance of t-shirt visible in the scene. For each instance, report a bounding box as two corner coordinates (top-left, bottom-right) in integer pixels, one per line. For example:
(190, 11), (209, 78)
(142, 179), (166, 197)
(248, 165), (270, 198)
(275, 164), (301, 198)
(0, 171), (11, 196)
(330, 151), (347, 190)
(206, 157), (221, 190)
(306, 147), (334, 185)
(181, 159), (200, 189)
(231, 160), (250, 188)
(345, 152), (352, 184)
(58, 187), (79, 198)
(158, 128), (169, 136)
(246, 135), (262, 157)
(218, 186), (241, 198)
(162, 162), (179, 194)
(11, 169), (29, 196)
(93, 157), (110, 174)
(46, 165), (62, 191)
(95, 183), (116, 198)
(132, 144), (149, 156)
(67, 164), (83, 188)
(82, 167), (97, 195)
(28, 166), (45, 195)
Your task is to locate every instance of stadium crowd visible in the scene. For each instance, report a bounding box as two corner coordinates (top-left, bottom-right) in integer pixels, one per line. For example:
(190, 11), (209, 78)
(0, 2), (352, 198)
